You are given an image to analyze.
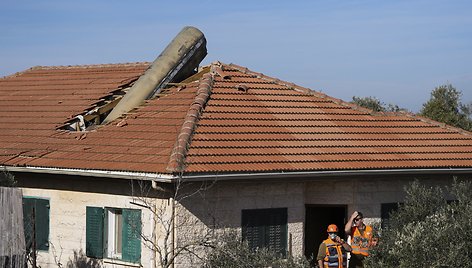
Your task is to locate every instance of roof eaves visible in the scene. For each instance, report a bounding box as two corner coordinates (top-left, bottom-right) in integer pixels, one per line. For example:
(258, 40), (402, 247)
(166, 71), (215, 173)
(181, 168), (472, 182)
(2, 165), (176, 182)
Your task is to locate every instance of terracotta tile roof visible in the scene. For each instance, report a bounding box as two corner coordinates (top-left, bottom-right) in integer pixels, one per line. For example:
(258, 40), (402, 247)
(1, 61), (472, 176)
(0, 62), (191, 173)
(183, 63), (472, 173)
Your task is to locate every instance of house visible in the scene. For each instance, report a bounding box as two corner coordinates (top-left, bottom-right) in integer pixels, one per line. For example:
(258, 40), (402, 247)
(2, 27), (472, 267)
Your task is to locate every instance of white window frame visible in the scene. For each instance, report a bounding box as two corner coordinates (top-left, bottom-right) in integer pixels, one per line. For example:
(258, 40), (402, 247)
(106, 208), (123, 259)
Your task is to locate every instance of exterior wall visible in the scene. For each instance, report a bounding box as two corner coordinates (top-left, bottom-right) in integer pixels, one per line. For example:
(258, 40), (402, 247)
(305, 175), (456, 222)
(177, 180), (306, 266)
(304, 176), (408, 223)
(176, 174), (463, 267)
(14, 170), (465, 268)
(16, 172), (162, 268)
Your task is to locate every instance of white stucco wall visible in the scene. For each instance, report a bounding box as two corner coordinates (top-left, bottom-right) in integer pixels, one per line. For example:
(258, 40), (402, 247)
(21, 187), (157, 268)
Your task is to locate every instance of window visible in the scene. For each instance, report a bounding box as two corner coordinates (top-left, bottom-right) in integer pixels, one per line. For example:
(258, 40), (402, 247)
(107, 208), (123, 258)
(242, 208), (287, 257)
(86, 207), (141, 263)
(22, 197), (50, 251)
(381, 202), (401, 229)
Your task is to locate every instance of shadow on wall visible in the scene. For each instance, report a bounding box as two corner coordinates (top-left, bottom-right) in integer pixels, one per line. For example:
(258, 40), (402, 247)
(15, 172), (167, 198)
(66, 250), (102, 268)
(177, 181), (302, 230)
(177, 181), (241, 229)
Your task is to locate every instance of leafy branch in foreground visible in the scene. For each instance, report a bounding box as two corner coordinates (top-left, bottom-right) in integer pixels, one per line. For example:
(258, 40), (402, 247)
(365, 179), (472, 268)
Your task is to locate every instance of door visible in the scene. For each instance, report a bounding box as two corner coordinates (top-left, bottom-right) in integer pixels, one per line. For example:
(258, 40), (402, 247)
(304, 205), (347, 265)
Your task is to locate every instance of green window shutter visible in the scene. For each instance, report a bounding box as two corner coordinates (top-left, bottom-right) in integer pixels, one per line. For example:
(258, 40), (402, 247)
(86, 206), (104, 258)
(34, 199), (50, 250)
(122, 209), (141, 263)
(22, 198), (35, 250)
(22, 198), (50, 251)
(242, 208), (287, 257)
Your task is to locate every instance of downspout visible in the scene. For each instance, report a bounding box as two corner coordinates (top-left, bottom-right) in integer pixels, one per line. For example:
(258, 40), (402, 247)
(102, 26), (207, 125)
(153, 199), (158, 268)
(151, 181), (176, 268)
(171, 196), (176, 268)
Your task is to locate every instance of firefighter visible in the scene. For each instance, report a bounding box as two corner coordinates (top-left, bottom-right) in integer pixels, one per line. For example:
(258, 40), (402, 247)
(344, 211), (373, 268)
(316, 224), (351, 268)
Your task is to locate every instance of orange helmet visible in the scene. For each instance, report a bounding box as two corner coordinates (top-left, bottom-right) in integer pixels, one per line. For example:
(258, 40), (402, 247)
(327, 224), (338, 233)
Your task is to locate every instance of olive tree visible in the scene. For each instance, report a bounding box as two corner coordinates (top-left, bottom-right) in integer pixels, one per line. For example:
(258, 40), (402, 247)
(420, 84), (472, 131)
(351, 96), (404, 113)
(202, 231), (311, 268)
(365, 179), (472, 268)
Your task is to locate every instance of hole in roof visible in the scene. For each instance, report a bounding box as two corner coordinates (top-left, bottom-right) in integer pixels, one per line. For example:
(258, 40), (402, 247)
(58, 81), (136, 132)
(58, 66), (211, 132)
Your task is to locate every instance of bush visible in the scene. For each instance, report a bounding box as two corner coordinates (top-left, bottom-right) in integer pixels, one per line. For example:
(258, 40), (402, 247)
(364, 179), (472, 268)
(0, 168), (17, 187)
(66, 249), (102, 268)
(202, 231), (311, 268)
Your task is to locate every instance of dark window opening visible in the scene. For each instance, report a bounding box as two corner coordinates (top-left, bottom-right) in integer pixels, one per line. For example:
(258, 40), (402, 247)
(381, 203), (401, 229)
(241, 208), (288, 257)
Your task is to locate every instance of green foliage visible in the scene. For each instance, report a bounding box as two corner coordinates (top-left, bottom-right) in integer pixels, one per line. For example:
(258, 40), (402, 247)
(420, 84), (472, 131)
(364, 179), (472, 268)
(0, 168), (17, 187)
(66, 249), (102, 268)
(202, 231), (311, 268)
(351, 96), (404, 113)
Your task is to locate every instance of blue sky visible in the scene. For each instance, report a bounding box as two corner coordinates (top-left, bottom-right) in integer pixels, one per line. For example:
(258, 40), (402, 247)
(1, 0), (471, 112)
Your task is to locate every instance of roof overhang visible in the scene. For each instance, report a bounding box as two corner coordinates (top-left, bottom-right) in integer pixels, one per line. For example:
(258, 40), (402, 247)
(3, 165), (472, 184)
(181, 168), (472, 182)
(1, 165), (176, 183)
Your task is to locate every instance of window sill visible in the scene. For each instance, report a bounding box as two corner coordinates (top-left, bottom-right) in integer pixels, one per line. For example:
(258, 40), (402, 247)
(103, 258), (141, 267)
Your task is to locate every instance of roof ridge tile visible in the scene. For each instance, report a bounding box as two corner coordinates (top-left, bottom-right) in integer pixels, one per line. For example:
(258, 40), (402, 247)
(1, 62), (150, 80)
(34, 62), (151, 70)
(0, 67), (37, 80)
(226, 63), (378, 115)
(166, 72), (215, 173)
(405, 112), (472, 136)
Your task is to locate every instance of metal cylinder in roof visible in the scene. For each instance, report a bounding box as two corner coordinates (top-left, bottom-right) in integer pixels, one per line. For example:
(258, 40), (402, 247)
(102, 26), (207, 125)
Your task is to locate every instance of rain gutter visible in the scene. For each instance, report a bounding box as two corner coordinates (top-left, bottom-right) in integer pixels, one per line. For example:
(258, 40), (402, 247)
(181, 168), (472, 182)
(4, 166), (472, 183)
(1, 166), (176, 182)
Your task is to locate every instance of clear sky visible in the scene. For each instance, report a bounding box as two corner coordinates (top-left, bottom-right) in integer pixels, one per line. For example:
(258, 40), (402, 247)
(1, 0), (471, 112)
